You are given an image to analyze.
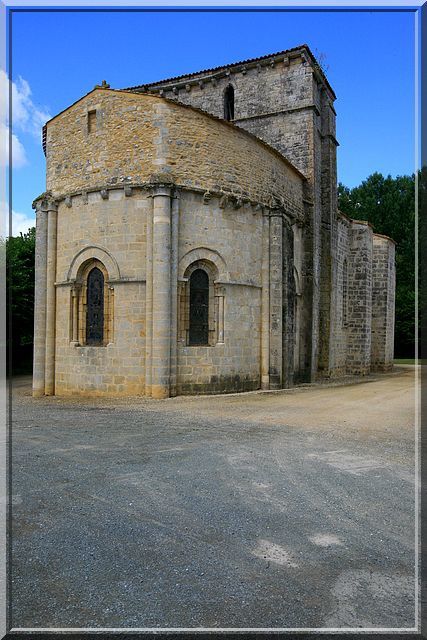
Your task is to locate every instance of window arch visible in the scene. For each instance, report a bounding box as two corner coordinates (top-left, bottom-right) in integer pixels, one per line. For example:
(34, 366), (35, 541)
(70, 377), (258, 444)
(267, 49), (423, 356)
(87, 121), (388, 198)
(178, 259), (225, 347)
(224, 85), (235, 121)
(70, 258), (114, 346)
(189, 269), (209, 345)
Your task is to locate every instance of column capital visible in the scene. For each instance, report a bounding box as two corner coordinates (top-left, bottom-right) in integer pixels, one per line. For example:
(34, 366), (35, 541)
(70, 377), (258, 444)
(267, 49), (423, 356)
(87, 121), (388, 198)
(46, 200), (58, 213)
(151, 185), (172, 198)
(149, 172), (175, 198)
(32, 192), (57, 213)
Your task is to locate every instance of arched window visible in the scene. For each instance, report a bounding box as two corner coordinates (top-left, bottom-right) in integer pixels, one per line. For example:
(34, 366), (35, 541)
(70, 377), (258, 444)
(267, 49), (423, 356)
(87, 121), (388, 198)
(224, 85), (234, 121)
(189, 269), (209, 345)
(69, 257), (114, 347)
(178, 257), (224, 347)
(86, 267), (105, 345)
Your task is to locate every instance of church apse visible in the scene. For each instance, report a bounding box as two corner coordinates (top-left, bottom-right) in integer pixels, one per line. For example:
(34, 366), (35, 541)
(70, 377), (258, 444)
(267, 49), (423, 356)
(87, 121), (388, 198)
(32, 45), (395, 397)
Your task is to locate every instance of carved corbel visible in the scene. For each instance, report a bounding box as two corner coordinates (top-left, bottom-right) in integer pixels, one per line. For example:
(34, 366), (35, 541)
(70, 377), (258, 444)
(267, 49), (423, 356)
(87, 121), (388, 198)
(219, 194), (228, 209)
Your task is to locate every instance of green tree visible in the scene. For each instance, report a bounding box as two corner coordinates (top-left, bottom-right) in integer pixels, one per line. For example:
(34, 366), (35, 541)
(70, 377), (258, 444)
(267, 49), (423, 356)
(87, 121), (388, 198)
(338, 172), (415, 358)
(6, 227), (36, 373)
(419, 166), (427, 362)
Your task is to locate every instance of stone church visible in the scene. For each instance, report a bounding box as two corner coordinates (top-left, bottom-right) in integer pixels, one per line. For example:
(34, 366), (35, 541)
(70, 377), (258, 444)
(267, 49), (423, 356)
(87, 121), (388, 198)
(32, 44), (395, 398)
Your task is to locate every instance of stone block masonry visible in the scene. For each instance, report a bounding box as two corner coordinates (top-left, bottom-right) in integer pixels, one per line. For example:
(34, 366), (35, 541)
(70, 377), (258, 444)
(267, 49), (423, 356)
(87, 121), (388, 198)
(371, 235), (396, 371)
(32, 44), (395, 397)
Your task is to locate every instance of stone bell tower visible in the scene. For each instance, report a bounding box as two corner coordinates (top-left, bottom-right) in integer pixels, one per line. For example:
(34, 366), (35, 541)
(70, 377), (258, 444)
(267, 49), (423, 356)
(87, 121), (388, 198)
(131, 44), (339, 380)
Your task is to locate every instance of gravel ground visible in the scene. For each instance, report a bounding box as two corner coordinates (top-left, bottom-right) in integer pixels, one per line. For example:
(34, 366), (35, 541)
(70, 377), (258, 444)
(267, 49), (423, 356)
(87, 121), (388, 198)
(10, 367), (417, 631)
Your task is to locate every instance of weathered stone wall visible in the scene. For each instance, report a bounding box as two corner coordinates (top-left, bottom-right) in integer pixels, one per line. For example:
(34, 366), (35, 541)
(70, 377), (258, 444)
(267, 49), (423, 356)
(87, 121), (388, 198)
(282, 219), (295, 387)
(318, 87), (339, 377)
(51, 184), (274, 397)
(371, 235), (396, 370)
(176, 190), (263, 395)
(55, 282), (146, 396)
(46, 91), (157, 196)
(139, 52), (322, 178)
(45, 89), (304, 213)
(54, 190), (150, 396)
(332, 215), (351, 375)
(33, 50), (395, 398)
(55, 188), (149, 284)
(346, 221), (373, 375)
(139, 47), (338, 380)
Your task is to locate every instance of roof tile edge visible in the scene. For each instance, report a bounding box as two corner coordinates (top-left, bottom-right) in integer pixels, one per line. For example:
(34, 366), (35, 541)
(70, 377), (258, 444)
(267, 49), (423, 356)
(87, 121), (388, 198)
(124, 44), (336, 100)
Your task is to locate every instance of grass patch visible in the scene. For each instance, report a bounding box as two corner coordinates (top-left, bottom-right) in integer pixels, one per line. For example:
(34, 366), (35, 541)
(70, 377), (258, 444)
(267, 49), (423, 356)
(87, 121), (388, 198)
(394, 359), (417, 365)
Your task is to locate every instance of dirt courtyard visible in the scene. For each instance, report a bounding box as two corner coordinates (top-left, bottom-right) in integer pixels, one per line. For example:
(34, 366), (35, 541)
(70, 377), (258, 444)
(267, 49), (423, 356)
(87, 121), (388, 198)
(11, 366), (417, 631)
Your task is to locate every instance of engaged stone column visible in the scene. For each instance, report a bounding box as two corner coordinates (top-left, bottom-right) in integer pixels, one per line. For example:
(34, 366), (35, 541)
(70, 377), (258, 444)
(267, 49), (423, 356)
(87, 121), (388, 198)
(44, 200), (58, 396)
(269, 212), (283, 389)
(169, 192), (179, 397)
(71, 286), (79, 344)
(217, 290), (225, 344)
(292, 221), (303, 378)
(260, 212), (270, 389)
(145, 197), (154, 397)
(151, 185), (172, 399)
(32, 199), (48, 397)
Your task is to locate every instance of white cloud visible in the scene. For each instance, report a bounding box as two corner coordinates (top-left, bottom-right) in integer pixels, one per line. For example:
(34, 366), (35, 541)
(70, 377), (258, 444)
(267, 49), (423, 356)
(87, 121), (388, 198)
(0, 122), (28, 168)
(10, 74), (51, 137)
(0, 69), (51, 168)
(0, 201), (35, 238)
(11, 210), (35, 236)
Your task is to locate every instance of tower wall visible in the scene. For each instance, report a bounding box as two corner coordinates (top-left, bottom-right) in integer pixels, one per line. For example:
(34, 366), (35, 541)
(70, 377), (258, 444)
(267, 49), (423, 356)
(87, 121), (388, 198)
(140, 47), (338, 380)
(371, 235), (396, 371)
(346, 221), (373, 375)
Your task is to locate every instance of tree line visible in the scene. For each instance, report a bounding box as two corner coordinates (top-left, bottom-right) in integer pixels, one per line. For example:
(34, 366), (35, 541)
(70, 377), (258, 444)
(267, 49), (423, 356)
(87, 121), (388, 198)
(6, 172), (417, 374)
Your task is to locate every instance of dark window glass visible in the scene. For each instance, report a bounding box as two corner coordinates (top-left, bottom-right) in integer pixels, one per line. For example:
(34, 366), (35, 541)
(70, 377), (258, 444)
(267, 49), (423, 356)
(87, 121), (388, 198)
(224, 85), (234, 121)
(86, 267), (104, 345)
(189, 269), (209, 345)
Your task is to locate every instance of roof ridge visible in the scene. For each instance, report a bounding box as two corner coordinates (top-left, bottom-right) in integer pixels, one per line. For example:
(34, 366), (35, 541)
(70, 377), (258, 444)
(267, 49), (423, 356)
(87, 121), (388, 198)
(123, 43), (335, 98)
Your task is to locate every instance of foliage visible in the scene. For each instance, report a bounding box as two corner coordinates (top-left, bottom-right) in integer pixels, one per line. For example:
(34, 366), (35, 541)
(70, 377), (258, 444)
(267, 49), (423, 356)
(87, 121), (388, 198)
(338, 172), (416, 358)
(312, 49), (330, 76)
(419, 166), (427, 361)
(6, 227), (36, 372)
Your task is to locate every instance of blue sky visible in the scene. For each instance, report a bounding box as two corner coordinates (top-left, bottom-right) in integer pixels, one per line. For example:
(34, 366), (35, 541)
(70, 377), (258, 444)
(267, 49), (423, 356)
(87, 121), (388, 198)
(8, 7), (416, 234)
